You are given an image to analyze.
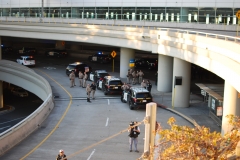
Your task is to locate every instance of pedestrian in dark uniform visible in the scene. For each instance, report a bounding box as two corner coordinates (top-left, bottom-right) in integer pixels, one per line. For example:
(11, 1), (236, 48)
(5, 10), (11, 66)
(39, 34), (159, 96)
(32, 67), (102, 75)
(90, 82), (96, 99)
(146, 80), (152, 93)
(56, 149), (67, 160)
(79, 71), (84, 87)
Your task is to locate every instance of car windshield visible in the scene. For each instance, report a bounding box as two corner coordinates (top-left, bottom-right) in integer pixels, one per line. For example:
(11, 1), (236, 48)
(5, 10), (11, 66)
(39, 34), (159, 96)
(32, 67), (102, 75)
(67, 65), (76, 70)
(109, 81), (122, 85)
(99, 73), (109, 77)
(136, 93), (151, 98)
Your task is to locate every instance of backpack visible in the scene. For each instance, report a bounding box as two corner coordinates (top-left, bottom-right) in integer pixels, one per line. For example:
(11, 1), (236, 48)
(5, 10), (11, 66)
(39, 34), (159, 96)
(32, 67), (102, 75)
(128, 126), (140, 138)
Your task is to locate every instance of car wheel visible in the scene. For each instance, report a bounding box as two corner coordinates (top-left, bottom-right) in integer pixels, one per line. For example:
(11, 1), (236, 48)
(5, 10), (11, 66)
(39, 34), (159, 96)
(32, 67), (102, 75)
(129, 100), (134, 110)
(121, 96), (124, 103)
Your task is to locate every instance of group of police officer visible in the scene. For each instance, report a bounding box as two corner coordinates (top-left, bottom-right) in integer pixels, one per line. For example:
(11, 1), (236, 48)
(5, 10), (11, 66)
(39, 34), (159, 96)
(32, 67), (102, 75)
(127, 69), (144, 85)
(69, 70), (97, 102)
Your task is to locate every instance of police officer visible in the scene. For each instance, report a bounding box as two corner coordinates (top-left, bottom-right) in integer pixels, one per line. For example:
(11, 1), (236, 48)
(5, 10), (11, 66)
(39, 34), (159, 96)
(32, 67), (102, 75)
(69, 71), (75, 88)
(141, 79), (146, 89)
(138, 70), (144, 85)
(129, 68), (133, 84)
(146, 79), (152, 93)
(83, 72), (88, 88)
(121, 82), (129, 91)
(86, 84), (91, 102)
(132, 70), (136, 85)
(90, 82), (96, 99)
(79, 71), (84, 87)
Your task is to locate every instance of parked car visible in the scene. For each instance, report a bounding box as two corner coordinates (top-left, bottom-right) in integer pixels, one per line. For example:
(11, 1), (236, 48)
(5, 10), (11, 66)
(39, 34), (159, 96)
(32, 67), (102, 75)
(88, 52), (111, 63)
(16, 56), (35, 67)
(89, 70), (110, 83)
(97, 76), (123, 95)
(135, 58), (158, 70)
(66, 62), (92, 77)
(18, 47), (36, 55)
(1, 45), (13, 54)
(121, 87), (153, 110)
(45, 49), (68, 57)
(11, 87), (28, 97)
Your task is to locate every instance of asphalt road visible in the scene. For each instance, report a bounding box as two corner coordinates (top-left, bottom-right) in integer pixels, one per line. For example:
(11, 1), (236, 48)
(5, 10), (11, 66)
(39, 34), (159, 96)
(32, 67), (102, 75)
(0, 53), (193, 160)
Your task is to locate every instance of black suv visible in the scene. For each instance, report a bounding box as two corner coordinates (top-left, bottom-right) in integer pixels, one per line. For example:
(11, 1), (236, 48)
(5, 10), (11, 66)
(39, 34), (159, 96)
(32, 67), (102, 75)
(89, 70), (110, 83)
(97, 76), (123, 95)
(121, 87), (153, 110)
(88, 53), (111, 63)
(135, 58), (158, 70)
(66, 62), (92, 77)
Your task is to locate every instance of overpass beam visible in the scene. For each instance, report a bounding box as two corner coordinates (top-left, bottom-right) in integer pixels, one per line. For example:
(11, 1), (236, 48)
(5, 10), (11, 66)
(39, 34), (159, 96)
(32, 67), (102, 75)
(120, 48), (135, 78)
(157, 54), (173, 92)
(221, 81), (240, 135)
(172, 58), (191, 108)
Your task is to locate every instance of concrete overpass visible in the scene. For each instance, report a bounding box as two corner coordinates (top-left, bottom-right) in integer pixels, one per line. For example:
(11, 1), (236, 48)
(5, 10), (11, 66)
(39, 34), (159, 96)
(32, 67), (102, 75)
(0, 19), (239, 155)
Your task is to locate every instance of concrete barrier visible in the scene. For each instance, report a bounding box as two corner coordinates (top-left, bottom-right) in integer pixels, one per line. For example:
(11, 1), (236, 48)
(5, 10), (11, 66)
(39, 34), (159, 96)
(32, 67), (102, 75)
(0, 60), (54, 156)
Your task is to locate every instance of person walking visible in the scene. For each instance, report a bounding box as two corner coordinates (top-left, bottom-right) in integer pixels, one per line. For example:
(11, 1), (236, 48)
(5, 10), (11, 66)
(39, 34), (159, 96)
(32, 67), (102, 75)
(155, 71), (158, 86)
(138, 70), (144, 85)
(56, 149), (67, 160)
(90, 82), (96, 99)
(83, 72), (88, 88)
(78, 71), (84, 87)
(146, 79), (152, 93)
(86, 84), (91, 102)
(128, 121), (140, 153)
(69, 71), (75, 88)
(141, 79), (146, 89)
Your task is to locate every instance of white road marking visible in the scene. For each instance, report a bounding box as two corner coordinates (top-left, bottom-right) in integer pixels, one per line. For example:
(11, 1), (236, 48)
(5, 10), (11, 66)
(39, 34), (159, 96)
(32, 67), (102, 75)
(87, 149), (96, 160)
(108, 99), (110, 105)
(0, 116), (26, 125)
(0, 125), (11, 130)
(105, 117), (109, 127)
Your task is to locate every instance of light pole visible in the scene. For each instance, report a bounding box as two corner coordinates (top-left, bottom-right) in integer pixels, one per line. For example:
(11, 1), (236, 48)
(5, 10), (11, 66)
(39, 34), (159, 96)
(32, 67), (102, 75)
(40, 0), (44, 22)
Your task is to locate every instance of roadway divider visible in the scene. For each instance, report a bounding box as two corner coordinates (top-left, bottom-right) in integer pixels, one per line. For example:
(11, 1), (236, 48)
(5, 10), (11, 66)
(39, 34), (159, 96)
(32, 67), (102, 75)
(0, 60), (54, 156)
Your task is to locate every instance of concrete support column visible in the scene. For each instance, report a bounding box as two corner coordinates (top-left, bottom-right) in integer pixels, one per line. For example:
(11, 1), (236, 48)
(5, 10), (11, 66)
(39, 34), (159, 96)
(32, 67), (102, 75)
(0, 81), (3, 108)
(55, 41), (65, 50)
(157, 54), (173, 92)
(172, 58), (191, 108)
(0, 37), (2, 109)
(120, 48), (135, 78)
(221, 81), (240, 135)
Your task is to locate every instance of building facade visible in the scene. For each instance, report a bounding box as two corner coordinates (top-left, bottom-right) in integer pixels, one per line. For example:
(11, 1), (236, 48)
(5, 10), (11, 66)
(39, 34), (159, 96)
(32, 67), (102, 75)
(0, 0), (239, 25)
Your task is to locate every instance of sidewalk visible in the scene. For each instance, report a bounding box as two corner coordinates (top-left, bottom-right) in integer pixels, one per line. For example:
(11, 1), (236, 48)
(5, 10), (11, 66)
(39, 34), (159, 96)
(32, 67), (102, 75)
(109, 72), (221, 133)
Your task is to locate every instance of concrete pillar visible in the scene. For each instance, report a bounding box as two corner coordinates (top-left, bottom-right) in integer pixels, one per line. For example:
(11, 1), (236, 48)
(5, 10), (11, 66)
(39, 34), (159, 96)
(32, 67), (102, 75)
(221, 81), (240, 135)
(120, 48), (135, 78)
(172, 58), (191, 108)
(0, 81), (3, 108)
(0, 37), (2, 109)
(157, 54), (173, 92)
(55, 41), (65, 50)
